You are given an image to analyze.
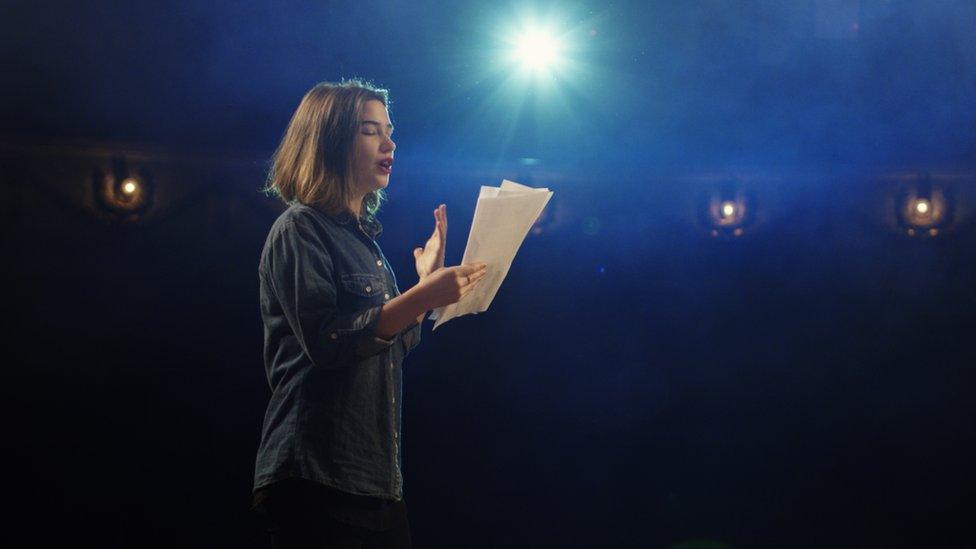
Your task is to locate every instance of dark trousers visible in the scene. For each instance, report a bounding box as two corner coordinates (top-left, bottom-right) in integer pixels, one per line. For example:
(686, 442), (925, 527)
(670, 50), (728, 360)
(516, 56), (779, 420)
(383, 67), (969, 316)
(255, 480), (412, 549)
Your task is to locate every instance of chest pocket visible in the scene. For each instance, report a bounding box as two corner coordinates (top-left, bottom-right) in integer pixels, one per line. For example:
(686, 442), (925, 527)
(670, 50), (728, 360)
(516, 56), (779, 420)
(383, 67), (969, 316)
(338, 273), (388, 307)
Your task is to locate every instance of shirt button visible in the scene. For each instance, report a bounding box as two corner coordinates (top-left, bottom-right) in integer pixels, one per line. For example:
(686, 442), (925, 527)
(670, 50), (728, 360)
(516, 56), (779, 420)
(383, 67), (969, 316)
(384, 293), (390, 300)
(376, 259), (383, 267)
(365, 286), (372, 293)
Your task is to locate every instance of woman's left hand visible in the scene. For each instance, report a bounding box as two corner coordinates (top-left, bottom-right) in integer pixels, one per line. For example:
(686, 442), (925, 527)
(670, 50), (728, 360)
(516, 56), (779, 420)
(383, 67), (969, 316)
(414, 204), (447, 280)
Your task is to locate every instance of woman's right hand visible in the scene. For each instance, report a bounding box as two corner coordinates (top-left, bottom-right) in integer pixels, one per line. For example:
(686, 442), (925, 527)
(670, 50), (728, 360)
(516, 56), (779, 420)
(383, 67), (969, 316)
(418, 263), (488, 310)
(375, 262), (488, 338)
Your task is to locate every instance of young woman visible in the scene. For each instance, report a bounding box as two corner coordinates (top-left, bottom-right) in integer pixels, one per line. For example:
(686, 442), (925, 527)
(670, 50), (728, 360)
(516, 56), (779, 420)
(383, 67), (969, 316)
(252, 80), (486, 548)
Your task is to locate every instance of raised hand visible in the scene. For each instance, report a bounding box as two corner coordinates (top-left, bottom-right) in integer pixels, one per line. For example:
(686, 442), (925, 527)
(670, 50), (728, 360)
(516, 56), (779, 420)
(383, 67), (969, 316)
(413, 204), (447, 279)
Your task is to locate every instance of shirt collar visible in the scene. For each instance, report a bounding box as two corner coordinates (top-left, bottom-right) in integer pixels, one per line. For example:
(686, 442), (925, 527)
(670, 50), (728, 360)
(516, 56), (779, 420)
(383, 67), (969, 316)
(326, 208), (356, 225)
(320, 207), (383, 239)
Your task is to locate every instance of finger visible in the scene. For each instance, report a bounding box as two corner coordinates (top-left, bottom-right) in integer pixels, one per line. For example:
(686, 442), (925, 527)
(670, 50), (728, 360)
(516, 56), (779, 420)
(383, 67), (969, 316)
(431, 207), (442, 237)
(413, 247), (423, 259)
(464, 268), (488, 284)
(437, 208), (447, 248)
(459, 278), (483, 297)
(456, 269), (487, 288)
(459, 280), (476, 293)
(457, 263), (488, 276)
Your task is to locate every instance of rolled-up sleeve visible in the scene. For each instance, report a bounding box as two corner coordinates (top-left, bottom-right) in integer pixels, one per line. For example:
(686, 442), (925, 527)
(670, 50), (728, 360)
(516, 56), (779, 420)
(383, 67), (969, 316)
(268, 220), (394, 368)
(399, 320), (422, 357)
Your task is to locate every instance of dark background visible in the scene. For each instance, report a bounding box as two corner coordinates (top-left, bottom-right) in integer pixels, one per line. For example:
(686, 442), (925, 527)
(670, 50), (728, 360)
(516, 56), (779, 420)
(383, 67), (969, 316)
(3, 1), (975, 547)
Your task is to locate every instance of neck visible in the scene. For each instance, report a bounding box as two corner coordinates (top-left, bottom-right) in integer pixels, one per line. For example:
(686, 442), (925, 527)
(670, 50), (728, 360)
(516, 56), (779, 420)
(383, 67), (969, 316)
(347, 193), (365, 218)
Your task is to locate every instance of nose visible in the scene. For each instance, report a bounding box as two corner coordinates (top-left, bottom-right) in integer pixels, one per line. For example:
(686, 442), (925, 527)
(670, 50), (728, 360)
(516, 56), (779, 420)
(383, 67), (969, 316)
(382, 134), (396, 153)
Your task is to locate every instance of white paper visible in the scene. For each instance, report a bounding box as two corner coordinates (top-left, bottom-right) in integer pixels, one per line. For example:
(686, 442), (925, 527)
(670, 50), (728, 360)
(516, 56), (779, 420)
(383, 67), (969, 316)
(432, 180), (553, 330)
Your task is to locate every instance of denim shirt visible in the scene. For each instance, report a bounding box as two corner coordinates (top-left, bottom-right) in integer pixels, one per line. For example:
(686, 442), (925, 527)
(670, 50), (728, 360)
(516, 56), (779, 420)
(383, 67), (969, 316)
(254, 204), (421, 501)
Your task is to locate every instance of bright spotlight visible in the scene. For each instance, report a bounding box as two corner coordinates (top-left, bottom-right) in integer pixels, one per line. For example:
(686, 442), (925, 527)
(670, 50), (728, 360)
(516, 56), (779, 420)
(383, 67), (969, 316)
(513, 28), (562, 73)
(700, 186), (754, 238)
(94, 161), (153, 219)
(121, 178), (138, 195)
(895, 177), (953, 238)
(903, 195), (941, 228)
(720, 201), (736, 219)
(709, 198), (746, 228)
(913, 199), (930, 215)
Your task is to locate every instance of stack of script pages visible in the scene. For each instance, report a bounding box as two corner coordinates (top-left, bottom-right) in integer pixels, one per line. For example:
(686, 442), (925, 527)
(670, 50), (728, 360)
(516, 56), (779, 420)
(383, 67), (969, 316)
(432, 179), (553, 330)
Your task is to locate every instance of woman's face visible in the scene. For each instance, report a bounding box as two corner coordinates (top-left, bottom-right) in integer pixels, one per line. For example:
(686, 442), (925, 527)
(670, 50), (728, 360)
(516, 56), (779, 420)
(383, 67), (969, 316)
(351, 99), (396, 197)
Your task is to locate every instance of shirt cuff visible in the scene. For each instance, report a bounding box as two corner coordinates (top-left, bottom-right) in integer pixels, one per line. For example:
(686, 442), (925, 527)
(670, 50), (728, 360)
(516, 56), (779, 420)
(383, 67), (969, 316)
(351, 304), (397, 358)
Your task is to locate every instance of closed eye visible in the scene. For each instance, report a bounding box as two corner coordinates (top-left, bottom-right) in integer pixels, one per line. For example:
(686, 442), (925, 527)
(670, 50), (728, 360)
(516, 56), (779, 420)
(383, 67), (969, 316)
(360, 120), (394, 137)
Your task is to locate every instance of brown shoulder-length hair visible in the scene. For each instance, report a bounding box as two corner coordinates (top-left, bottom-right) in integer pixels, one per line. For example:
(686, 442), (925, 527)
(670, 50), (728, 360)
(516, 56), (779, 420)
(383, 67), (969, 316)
(266, 79), (390, 222)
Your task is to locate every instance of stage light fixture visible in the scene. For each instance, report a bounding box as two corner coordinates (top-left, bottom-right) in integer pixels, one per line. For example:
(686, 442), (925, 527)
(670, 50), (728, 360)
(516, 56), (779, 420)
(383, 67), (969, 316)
(720, 201), (737, 219)
(913, 199), (930, 215)
(699, 184), (755, 238)
(502, 16), (570, 82)
(513, 27), (562, 73)
(708, 197), (747, 228)
(121, 178), (139, 195)
(94, 157), (153, 219)
(896, 176), (952, 238)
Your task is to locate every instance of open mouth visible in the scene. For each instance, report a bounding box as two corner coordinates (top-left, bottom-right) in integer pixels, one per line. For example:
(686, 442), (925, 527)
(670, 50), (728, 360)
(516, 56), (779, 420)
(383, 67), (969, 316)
(377, 158), (393, 174)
